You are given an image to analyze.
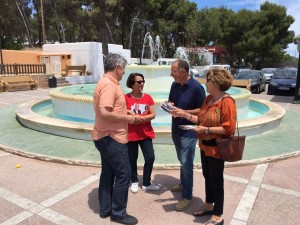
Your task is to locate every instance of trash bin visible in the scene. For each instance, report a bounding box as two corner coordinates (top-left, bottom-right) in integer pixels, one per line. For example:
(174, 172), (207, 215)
(48, 75), (57, 88)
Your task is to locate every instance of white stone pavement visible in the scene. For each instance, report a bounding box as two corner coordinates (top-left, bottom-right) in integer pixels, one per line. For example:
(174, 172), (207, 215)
(1, 151), (300, 225)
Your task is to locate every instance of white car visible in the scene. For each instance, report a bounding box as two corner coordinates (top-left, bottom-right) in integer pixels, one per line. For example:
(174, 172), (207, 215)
(261, 68), (277, 82)
(155, 58), (177, 65)
(189, 69), (200, 76)
(210, 64), (232, 72)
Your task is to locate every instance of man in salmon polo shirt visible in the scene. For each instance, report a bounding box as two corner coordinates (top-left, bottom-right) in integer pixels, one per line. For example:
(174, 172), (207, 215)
(92, 53), (142, 225)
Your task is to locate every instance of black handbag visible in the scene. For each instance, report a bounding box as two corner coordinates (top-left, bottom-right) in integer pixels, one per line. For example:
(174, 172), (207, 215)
(216, 97), (246, 162)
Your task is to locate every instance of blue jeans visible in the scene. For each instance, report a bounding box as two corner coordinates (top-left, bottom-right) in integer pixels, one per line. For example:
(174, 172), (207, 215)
(172, 133), (197, 200)
(94, 136), (131, 220)
(127, 139), (155, 186)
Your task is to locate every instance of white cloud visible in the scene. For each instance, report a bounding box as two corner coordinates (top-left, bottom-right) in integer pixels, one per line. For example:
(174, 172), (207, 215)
(284, 1), (300, 57)
(226, 0), (262, 10)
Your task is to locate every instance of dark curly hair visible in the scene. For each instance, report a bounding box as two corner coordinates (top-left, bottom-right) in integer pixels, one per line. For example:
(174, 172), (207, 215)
(126, 73), (145, 89)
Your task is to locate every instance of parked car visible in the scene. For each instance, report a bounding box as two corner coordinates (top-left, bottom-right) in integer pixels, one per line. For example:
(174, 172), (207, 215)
(189, 68), (200, 77)
(155, 58), (177, 65)
(267, 67), (297, 95)
(210, 64), (232, 72)
(235, 70), (266, 93)
(235, 67), (251, 75)
(195, 69), (209, 77)
(261, 68), (277, 82)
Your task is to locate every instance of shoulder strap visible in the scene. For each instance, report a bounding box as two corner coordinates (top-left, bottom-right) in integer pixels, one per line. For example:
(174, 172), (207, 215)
(220, 95), (240, 137)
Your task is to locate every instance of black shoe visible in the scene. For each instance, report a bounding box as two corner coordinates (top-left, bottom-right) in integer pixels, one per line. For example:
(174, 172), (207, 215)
(204, 219), (224, 225)
(100, 213), (110, 218)
(111, 214), (138, 225)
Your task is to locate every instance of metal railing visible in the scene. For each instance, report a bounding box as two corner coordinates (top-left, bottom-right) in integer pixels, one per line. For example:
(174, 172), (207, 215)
(0, 64), (46, 75)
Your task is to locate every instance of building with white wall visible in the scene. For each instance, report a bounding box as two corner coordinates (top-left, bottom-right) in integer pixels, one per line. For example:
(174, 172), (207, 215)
(43, 42), (103, 83)
(42, 42), (132, 84)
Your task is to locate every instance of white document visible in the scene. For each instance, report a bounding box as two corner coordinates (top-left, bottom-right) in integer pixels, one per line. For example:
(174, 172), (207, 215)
(178, 125), (197, 130)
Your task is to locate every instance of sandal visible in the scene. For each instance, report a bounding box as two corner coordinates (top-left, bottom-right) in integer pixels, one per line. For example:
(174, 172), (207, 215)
(204, 219), (224, 225)
(193, 206), (213, 217)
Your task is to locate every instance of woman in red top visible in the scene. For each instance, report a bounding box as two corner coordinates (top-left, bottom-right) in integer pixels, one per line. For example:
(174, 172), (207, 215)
(125, 73), (160, 193)
(173, 69), (236, 225)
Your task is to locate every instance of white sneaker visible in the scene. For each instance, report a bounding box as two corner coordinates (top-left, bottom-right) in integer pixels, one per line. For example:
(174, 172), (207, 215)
(130, 182), (139, 193)
(142, 183), (160, 191)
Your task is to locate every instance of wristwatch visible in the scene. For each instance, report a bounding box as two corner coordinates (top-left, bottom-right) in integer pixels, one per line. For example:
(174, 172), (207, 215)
(205, 127), (210, 134)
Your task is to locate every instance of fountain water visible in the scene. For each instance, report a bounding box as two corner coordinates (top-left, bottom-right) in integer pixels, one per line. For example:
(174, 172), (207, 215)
(154, 35), (164, 58)
(141, 32), (154, 62)
(140, 34), (190, 65)
(198, 48), (213, 66)
(175, 47), (189, 64)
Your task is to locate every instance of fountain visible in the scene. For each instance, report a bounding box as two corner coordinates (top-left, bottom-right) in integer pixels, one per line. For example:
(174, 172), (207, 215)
(154, 35), (164, 59)
(141, 32), (154, 62)
(12, 37), (285, 143)
(140, 33), (164, 63)
(46, 83), (252, 124)
(175, 47), (189, 64)
(198, 48), (213, 66)
(15, 64), (285, 143)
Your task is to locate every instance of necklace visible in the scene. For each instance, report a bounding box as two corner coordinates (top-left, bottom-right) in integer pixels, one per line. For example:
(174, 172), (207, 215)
(211, 96), (219, 103)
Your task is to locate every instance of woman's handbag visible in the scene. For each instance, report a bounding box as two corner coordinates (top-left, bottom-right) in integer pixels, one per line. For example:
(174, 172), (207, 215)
(216, 97), (246, 162)
(216, 132), (246, 162)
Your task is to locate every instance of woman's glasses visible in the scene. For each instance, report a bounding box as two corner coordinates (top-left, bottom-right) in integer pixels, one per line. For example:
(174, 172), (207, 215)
(206, 78), (212, 82)
(135, 80), (145, 84)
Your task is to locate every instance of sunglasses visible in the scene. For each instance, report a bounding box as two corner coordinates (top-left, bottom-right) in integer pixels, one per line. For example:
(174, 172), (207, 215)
(135, 80), (145, 84)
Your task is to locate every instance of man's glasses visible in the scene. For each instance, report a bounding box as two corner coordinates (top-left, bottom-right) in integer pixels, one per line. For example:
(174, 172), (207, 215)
(135, 80), (145, 84)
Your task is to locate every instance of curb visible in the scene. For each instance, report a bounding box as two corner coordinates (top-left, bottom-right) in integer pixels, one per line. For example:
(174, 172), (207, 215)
(1, 143), (300, 169)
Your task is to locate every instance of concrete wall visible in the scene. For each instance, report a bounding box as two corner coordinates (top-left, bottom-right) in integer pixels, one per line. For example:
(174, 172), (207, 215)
(43, 42), (104, 83)
(1, 50), (71, 76)
(2, 43), (135, 84)
(2, 50), (40, 64)
(108, 44), (132, 64)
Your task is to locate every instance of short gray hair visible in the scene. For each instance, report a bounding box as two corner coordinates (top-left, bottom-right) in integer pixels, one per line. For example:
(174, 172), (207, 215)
(172, 59), (189, 72)
(104, 53), (127, 72)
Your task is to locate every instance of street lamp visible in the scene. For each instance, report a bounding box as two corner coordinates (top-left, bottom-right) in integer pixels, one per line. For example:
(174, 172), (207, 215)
(129, 16), (139, 50)
(139, 19), (152, 64)
(178, 31), (185, 46)
(0, 37), (3, 64)
(58, 22), (66, 43)
(293, 35), (300, 103)
(114, 16), (123, 43)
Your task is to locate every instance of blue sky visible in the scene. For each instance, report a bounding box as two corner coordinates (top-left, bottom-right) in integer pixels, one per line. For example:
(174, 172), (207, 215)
(191, 0), (300, 57)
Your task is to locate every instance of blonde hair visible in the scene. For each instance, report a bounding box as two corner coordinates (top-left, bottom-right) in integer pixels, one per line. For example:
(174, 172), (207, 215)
(206, 69), (233, 91)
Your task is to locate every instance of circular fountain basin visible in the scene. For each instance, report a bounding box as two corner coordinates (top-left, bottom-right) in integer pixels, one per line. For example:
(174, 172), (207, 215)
(48, 84), (251, 126)
(14, 65), (285, 143)
(15, 90), (285, 144)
